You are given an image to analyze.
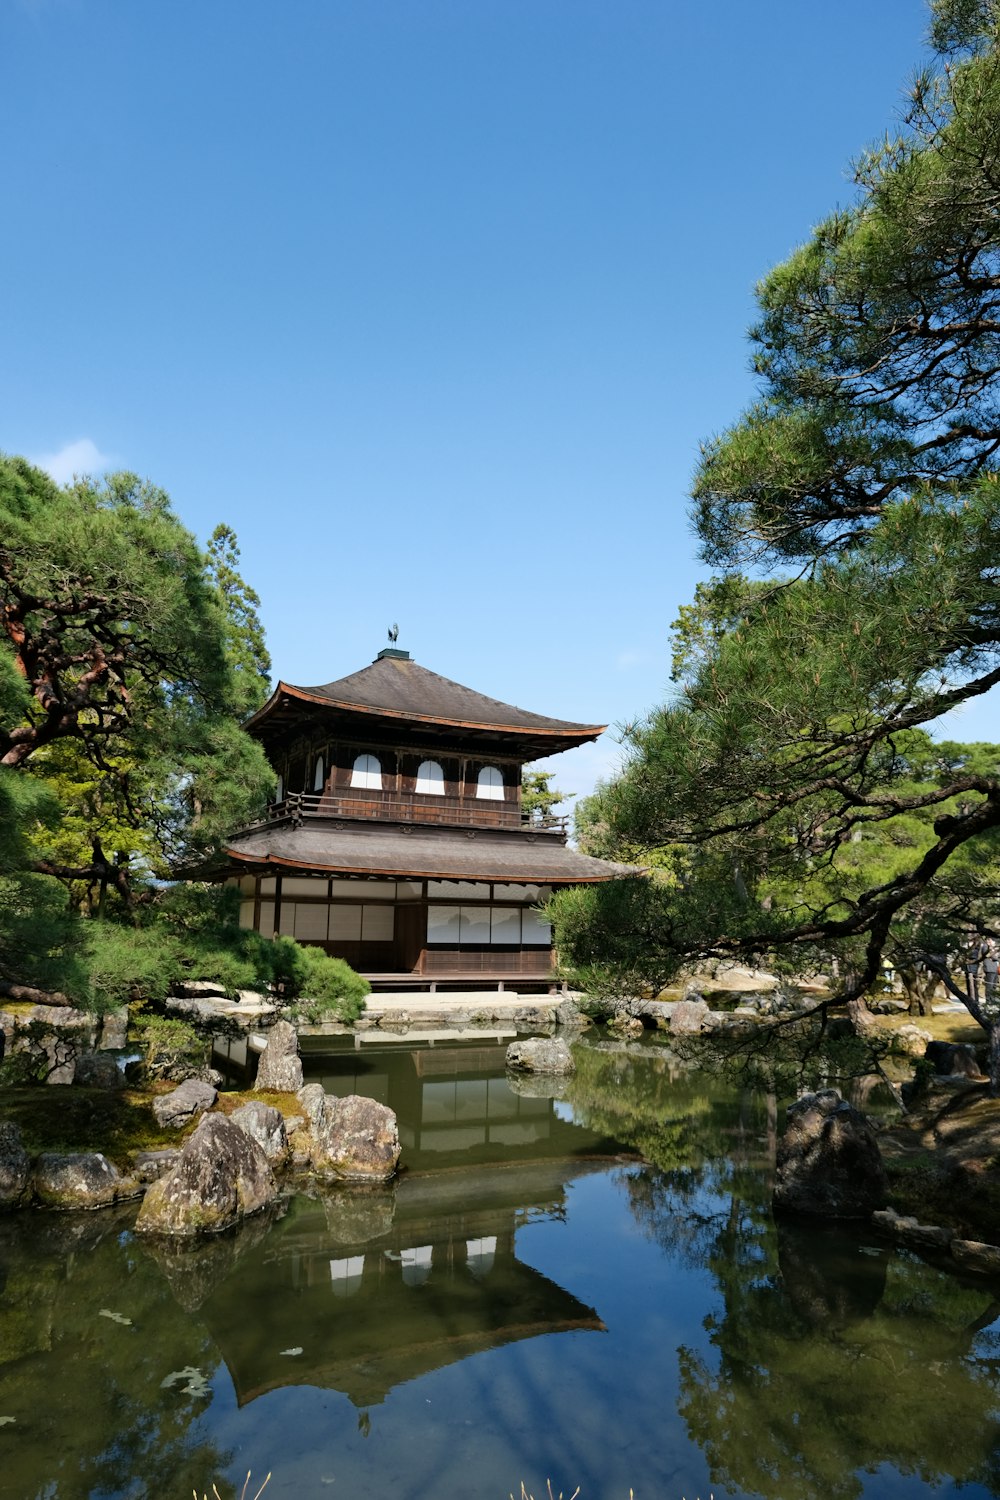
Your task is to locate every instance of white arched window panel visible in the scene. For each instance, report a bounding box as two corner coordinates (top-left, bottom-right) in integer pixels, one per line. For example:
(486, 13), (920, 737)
(416, 759), (445, 795)
(351, 753), (382, 790)
(476, 766), (504, 801)
(313, 754), (325, 792)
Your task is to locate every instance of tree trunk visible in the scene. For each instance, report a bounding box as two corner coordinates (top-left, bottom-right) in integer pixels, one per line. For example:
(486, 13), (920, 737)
(898, 965), (938, 1015)
(0, 980), (72, 1007)
(990, 1022), (1000, 1099)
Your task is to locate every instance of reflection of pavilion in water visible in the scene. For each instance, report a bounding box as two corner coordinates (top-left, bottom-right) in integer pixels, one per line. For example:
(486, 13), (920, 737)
(197, 1039), (625, 1408)
(300, 1036), (627, 1169)
(198, 1158), (608, 1409)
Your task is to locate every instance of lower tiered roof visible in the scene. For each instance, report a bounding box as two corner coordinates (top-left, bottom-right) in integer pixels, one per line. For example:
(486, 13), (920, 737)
(223, 817), (638, 883)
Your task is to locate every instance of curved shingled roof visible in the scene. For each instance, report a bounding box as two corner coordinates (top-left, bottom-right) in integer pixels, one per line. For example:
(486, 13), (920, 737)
(224, 820), (639, 884)
(247, 653), (603, 745)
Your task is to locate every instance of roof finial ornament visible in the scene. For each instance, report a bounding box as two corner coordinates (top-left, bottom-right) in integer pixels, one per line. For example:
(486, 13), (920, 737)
(388, 622), (399, 644)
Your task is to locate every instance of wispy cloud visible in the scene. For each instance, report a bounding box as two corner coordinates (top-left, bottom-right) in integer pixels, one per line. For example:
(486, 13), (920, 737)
(30, 438), (116, 485)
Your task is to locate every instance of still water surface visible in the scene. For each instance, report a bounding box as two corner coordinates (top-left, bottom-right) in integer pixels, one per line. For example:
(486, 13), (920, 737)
(1, 1033), (999, 1500)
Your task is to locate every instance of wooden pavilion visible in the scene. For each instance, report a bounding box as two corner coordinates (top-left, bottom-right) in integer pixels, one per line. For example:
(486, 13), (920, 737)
(220, 647), (634, 991)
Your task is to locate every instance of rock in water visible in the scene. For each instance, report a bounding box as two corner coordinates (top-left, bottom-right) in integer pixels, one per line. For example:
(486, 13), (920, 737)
(254, 1020), (303, 1092)
(774, 1088), (887, 1219)
(607, 1013), (644, 1039)
(667, 999), (710, 1035)
(134, 1114), (277, 1236)
(34, 1153), (138, 1210)
(152, 1078), (218, 1128)
(505, 1037), (575, 1075)
(294, 1091), (400, 1182)
(230, 1100), (289, 1163)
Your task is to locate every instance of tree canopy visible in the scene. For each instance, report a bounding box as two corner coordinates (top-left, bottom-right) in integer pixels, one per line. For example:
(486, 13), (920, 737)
(0, 455), (370, 1022)
(552, 2), (1000, 1018)
(0, 457), (274, 890)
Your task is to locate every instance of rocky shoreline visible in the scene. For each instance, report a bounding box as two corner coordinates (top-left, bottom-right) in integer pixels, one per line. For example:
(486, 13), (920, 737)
(3, 973), (1000, 1268)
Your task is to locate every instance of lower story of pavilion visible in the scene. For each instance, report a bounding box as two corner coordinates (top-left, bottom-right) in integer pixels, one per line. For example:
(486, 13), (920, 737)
(219, 817), (636, 992)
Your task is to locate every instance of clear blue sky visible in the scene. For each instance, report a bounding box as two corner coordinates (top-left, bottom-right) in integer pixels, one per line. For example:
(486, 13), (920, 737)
(7, 0), (976, 805)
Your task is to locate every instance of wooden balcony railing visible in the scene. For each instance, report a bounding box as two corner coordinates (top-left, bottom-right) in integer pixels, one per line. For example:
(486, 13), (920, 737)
(263, 789), (569, 836)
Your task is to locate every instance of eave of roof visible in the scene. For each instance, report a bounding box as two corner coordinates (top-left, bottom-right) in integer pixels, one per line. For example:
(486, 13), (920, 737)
(222, 820), (641, 884)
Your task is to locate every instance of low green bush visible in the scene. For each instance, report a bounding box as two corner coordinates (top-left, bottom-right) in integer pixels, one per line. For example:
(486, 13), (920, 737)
(285, 945), (370, 1024)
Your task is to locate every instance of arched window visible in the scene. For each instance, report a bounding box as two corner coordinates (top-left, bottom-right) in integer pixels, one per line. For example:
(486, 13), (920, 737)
(476, 766), (504, 801)
(313, 754), (325, 792)
(416, 759), (445, 795)
(351, 753), (382, 790)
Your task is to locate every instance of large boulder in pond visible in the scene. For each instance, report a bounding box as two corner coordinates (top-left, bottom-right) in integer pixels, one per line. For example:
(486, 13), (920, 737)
(0, 1123), (31, 1208)
(33, 1152), (139, 1210)
(135, 1113), (277, 1237)
(554, 999), (593, 1031)
(667, 999), (710, 1035)
(152, 1077), (217, 1129)
(293, 1089), (400, 1183)
(505, 1037), (575, 1076)
(254, 1020), (303, 1092)
(774, 1089), (887, 1219)
(230, 1100), (289, 1164)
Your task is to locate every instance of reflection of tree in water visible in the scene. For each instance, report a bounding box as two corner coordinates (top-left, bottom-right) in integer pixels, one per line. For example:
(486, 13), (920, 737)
(567, 1042), (775, 1182)
(0, 1209), (234, 1499)
(569, 1041), (777, 1274)
(631, 1162), (1000, 1498)
(677, 1203), (1000, 1499)
(577, 1042), (1000, 1498)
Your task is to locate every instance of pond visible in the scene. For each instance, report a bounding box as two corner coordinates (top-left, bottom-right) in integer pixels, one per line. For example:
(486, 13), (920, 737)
(1, 1032), (1000, 1500)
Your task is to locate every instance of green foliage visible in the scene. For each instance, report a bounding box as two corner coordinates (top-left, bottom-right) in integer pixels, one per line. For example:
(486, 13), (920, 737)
(0, 872), (81, 999)
(83, 921), (180, 1012)
(0, 455), (283, 1014)
(520, 768), (571, 826)
(553, 14), (1000, 1026)
(285, 946), (370, 1024)
(929, 0), (999, 54)
(0, 455), (274, 879)
(131, 1013), (209, 1077)
(206, 523), (272, 718)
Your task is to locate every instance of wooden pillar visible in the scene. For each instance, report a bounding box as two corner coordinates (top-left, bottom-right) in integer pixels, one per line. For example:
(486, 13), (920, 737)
(273, 873), (283, 937)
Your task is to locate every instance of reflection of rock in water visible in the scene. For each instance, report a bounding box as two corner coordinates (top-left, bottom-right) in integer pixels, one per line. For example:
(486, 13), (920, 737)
(505, 1071), (571, 1102)
(139, 1202), (284, 1312)
(777, 1218), (888, 1330)
(0, 1200), (136, 1261)
(317, 1182), (396, 1244)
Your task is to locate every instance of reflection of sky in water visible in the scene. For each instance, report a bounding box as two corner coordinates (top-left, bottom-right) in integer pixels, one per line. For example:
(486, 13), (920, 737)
(553, 1098), (575, 1123)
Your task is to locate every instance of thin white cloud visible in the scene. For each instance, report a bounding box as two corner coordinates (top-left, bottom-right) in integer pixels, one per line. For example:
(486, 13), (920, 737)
(30, 438), (115, 485)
